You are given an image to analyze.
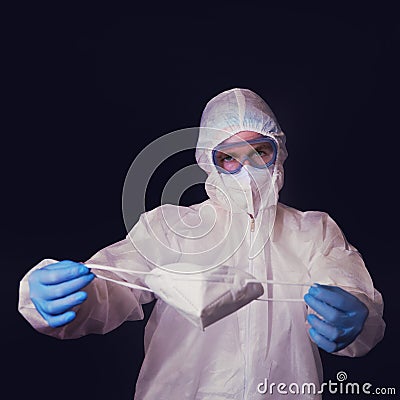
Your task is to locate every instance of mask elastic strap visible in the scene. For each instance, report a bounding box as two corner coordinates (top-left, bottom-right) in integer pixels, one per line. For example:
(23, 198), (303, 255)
(246, 279), (317, 287)
(95, 274), (154, 292)
(247, 279), (317, 302)
(84, 263), (243, 279)
(255, 298), (304, 302)
(83, 263), (154, 292)
(83, 263), (153, 275)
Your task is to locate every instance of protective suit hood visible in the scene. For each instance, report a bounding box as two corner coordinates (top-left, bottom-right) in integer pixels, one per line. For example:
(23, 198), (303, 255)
(195, 88), (288, 214)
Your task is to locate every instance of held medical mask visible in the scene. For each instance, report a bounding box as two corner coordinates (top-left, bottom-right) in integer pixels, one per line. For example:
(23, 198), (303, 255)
(84, 262), (315, 331)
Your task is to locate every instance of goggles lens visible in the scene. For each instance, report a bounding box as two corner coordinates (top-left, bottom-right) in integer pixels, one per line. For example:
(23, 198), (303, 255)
(212, 137), (277, 174)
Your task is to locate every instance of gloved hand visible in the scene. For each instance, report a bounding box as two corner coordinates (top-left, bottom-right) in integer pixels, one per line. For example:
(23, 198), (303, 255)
(28, 260), (95, 328)
(304, 284), (369, 353)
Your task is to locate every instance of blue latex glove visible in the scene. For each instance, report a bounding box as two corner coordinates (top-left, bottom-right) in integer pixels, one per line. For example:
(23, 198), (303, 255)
(304, 284), (369, 353)
(28, 260), (95, 328)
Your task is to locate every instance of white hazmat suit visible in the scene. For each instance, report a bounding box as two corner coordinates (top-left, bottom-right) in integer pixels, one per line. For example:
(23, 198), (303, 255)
(18, 88), (385, 399)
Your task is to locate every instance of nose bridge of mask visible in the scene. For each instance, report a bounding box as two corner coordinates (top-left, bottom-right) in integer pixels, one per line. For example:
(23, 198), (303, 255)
(84, 263), (316, 330)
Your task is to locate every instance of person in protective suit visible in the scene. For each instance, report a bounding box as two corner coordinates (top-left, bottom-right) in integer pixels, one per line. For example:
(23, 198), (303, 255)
(18, 88), (385, 399)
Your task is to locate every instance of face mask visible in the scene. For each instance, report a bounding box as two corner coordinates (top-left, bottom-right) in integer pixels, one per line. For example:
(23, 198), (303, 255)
(85, 263), (263, 330)
(219, 166), (252, 211)
(219, 164), (273, 214)
(84, 263), (314, 331)
(236, 164), (273, 193)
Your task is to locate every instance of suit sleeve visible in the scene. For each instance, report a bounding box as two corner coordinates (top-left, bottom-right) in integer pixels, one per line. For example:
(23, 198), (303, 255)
(307, 212), (386, 357)
(18, 215), (156, 340)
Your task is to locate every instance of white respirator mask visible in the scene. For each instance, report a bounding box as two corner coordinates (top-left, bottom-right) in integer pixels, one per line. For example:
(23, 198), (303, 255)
(86, 263), (263, 331)
(84, 262), (312, 331)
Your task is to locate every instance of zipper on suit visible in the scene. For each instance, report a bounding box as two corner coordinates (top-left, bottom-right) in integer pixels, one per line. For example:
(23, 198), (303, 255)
(249, 213), (255, 232)
(243, 212), (255, 399)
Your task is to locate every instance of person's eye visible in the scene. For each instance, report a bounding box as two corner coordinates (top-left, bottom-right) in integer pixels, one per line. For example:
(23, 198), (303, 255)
(223, 155), (234, 162)
(250, 150), (265, 157)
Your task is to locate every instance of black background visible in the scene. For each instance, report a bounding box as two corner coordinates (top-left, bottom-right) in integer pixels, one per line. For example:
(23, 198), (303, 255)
(4, 2), (399, 399)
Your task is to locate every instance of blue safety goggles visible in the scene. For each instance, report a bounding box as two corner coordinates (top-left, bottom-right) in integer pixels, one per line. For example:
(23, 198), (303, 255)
(212, 137), (277, 174)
